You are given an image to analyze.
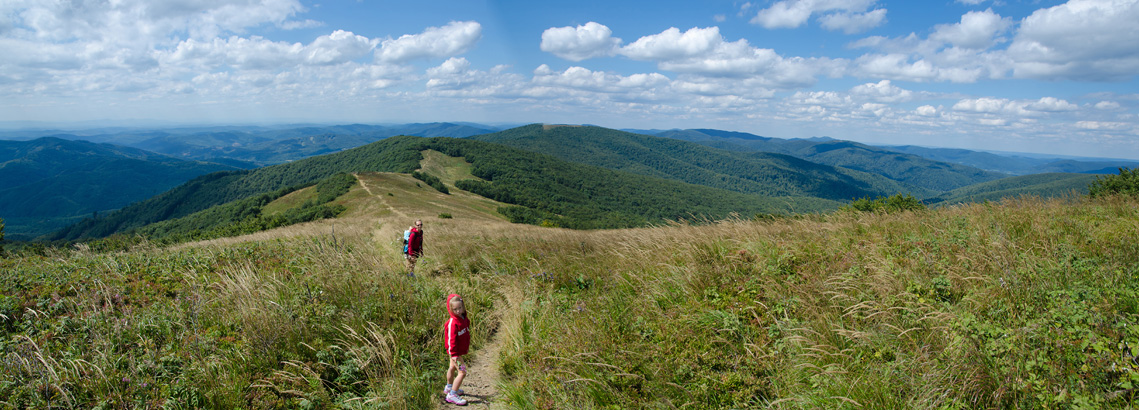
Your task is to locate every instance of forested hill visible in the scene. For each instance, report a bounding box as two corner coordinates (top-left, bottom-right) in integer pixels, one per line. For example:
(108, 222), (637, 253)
(656, 128), (1008, 192)
(0, 137), (238, 240)
(930, 173), (1098, 205)
(468, 124), (920, 201)
(50, 136), (839, 240)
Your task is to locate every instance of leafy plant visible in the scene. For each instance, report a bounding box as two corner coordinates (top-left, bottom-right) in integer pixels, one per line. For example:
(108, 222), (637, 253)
(1089, 167), (1139, 198)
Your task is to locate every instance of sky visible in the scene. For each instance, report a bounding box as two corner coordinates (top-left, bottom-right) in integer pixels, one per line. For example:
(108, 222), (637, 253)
(2, 0), (1139, 159)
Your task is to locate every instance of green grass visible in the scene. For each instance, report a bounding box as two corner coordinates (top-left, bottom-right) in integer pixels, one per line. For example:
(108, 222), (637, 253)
(3, 193), (1139, 409)
(261, 186), (320, 216)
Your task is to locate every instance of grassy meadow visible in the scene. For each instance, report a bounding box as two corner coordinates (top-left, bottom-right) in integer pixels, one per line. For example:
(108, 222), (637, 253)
(2, 169), (1139, 408)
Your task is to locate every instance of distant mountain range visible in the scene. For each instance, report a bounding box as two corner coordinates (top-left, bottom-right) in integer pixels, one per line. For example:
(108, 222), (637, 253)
(4, 122), (498, 166)
(0, 122), (1124, 242)
(626, 128), (1138, 176)
(0, 137), (238, 240)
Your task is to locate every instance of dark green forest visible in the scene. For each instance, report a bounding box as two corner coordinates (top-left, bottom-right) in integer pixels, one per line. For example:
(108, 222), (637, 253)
(470, 124), (917, 201)
(0, 138), (238, 240)
(932, 172), (1098, 205)
(132, 173), (356, 244)
(659, 128), (1009, 192)
(50, 136), (840, 240)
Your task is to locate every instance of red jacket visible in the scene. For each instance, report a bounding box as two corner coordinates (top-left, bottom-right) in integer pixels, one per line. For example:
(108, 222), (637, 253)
(444, 294), (470, 357)
(407, 227), (423, 256)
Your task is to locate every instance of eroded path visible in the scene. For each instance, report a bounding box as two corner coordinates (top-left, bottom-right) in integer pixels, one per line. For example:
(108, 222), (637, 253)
(436, 285), (519, 409)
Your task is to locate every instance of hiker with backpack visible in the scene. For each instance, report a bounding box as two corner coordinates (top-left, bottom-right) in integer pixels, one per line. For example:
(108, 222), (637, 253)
(405, 219), (423, 275)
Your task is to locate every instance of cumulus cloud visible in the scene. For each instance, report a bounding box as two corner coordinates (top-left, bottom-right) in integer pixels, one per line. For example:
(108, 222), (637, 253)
(531, 65), (671, 94)
(1008, 0), (1139, 81)
(167, 30), (377, 70)
(614, 26), (843, 88)
(847, 9), (1015, 83)
(1026, 96), (1078, 112)
(540, 22), (621, 61)
(751, 0), (886, 33)
(619, 26), (722, 61)
(915, 105), (939, 116)
(376, 21), (481, 63)
(930, 9), (1012, 49)
(849, 80), (914, 103)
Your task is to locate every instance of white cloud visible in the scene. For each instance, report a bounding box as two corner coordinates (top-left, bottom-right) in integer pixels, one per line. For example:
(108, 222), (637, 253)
(619, 26), (722, 61)
(540, 22), (621, 61)
(1026, 96), (1078, 112)
(846, 10), (1015, 83)
(8, 0), (307, 45)
(1007, 0), (1139, 81)
(915, 105), (939, 116)
(616, 26), (843, 88)
(531, 65), (670, 94)
(853, 54), (938, 82)
(849, 80), (914, 103)
(953, 96), (1079, 116)
(1096, 100), (1121, 110)
(1076, 121), (1130, 130)
(751, 0), (885, 33)
(818, 9), (887, 34)
(376, 21), (481, 63)
(167, 30), (377, 70)
(930, 9), (1012, 49)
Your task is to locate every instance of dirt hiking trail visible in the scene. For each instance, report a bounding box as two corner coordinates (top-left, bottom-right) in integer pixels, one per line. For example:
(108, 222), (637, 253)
(437, 285), (520, 409)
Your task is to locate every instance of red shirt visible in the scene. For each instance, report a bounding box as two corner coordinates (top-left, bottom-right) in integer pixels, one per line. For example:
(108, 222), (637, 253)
(407, 227), (423, 256)
(444, 294), (470, 357)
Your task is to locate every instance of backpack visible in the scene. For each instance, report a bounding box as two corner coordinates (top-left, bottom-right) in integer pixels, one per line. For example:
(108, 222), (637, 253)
(402, 229), (410, 253)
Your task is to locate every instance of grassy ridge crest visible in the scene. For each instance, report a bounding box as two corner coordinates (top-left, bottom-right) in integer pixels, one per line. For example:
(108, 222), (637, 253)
(3, 194), (1138, 408)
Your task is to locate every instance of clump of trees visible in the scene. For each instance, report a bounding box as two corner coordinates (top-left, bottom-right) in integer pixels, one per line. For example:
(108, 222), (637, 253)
(412, 171), (449, 194)
(842, 193), (926, 213)
(1089, 167), (1139, 198)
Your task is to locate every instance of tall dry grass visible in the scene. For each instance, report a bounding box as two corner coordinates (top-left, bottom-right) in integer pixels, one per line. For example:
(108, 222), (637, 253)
(3, 195), (1138, 409)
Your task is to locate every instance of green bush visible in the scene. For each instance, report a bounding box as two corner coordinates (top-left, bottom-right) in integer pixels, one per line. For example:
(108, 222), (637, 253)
(411, 171), (449, 194)
(842, 193), (926, 213)
(1089, 167), (1139, 198)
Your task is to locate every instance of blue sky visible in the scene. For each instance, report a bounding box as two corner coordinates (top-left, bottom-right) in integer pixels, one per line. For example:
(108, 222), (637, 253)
(2, 0), (1138, 159)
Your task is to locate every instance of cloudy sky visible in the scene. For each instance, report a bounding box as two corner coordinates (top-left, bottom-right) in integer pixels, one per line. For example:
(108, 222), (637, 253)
(3, 0), (1138, 159)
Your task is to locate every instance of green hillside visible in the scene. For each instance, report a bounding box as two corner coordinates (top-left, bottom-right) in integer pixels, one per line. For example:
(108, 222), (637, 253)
(932, 172), (1098, 205)
(469, 124), (920, 201)
(50, 136), (839, 241)
(660, 129), (1008, 192)
(0, 137), (237, 240)
(4, 190), (1138, 408)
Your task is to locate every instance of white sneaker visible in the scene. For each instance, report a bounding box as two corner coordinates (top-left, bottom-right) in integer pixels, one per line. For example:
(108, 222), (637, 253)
(445, 391), (468, 406)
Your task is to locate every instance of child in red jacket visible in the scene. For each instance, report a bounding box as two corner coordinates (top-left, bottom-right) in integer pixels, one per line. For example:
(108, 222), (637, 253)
(443, 294), (470, 406)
